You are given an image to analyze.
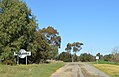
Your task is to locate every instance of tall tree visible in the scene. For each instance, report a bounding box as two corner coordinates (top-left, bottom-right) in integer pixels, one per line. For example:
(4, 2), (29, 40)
(39, 26), (61, 59)
(30, 31), (50, 63)
(65, 42), (83, 62)
(72, 42), (83, 62)
(0, 0), (37, 64)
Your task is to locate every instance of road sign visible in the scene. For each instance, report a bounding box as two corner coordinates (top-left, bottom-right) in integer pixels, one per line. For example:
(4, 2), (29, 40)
(27, 52), (31, 56)
(96, 56), (99, 60)
(14, 49), (31, 65)
(18, 49), (27, 58)
(96, 56), (99, 64)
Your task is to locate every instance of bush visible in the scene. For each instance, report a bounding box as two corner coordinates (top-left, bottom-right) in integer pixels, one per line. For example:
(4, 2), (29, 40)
(57, 52), (72, 62)
(3, 60), (13, 65)
(79, 53), (94, 62)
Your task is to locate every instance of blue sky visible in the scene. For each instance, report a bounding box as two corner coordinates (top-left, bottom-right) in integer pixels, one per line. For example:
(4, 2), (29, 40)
(24, 0), (119, 55)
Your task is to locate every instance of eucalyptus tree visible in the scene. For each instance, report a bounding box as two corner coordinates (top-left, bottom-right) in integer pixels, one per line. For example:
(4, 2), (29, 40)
(65, 43), (72, 52)
(72, 42), (83, 54)
(65, 42), (83, 62)
(31, 31), (50, 63)
(39, 26), (61, 59)
(0, 0), (37, 63)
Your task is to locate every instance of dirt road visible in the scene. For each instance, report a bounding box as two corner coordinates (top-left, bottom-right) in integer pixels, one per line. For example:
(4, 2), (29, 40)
(50, 62), (111, 77)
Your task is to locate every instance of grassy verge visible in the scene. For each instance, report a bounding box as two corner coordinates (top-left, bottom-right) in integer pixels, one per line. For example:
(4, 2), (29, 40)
(93, 64), (119, 77)
(93, 60), (119, 65)
(0, 62), (65, 77)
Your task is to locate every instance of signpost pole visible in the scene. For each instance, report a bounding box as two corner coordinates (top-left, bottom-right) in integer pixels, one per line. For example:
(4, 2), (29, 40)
(96, 56), (99, 64)
(26, 56), (27, 65)
(17, 56), (19, 65)
(97, 59), (98, 64)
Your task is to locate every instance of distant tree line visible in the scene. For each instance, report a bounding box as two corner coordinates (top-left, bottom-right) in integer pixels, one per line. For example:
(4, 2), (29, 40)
(0, 0), (61, 64)
(58, 47), (119, 63)
(94, 47), (119, 63)
(57, 52), (78, 62)
(57, 42), (83, 62)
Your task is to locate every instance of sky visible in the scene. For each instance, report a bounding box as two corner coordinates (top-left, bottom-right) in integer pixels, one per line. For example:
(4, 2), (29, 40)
(24, 0), (119, 56)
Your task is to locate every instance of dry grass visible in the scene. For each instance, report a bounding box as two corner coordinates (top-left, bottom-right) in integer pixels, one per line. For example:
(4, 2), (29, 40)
(93, 64), (119, 77)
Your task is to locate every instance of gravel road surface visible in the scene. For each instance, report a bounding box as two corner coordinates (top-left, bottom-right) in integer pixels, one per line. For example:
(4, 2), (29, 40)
(50, 62), (111, 77)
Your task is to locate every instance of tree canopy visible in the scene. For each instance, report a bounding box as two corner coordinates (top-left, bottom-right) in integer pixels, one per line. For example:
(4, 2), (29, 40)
(40, 26), (61, 48)
(39, 26), (61, 59)
(65, 42), (83, 62)
(0, 0), (37, 63)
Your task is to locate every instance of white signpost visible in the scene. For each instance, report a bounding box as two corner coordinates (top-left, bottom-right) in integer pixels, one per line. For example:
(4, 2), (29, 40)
(14, 49), (31, 65)
(96, 56), (99, 64)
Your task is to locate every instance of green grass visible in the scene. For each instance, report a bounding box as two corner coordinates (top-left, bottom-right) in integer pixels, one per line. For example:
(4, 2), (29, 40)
(0, 62), (65, 77)
(93, 60), (119, 65)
